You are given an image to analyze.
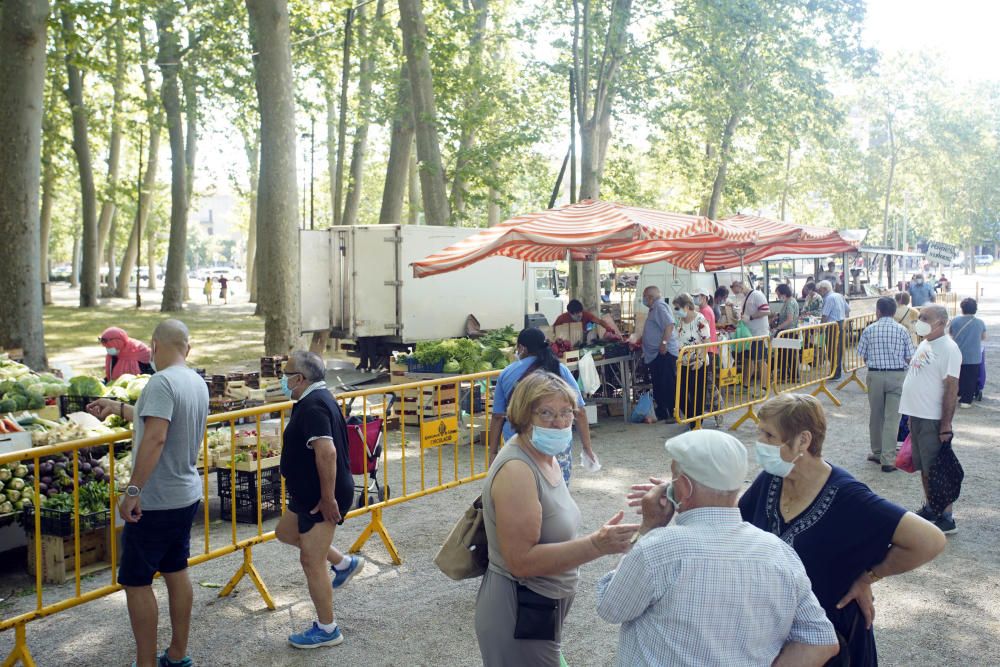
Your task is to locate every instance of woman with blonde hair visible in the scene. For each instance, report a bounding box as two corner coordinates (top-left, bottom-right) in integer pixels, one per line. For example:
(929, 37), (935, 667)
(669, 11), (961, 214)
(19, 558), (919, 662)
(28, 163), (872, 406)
(476, 372), (637, 666)
(739, 393), (946, 665)
(893, 291), (920, 345)
(671, 292), (711, 426)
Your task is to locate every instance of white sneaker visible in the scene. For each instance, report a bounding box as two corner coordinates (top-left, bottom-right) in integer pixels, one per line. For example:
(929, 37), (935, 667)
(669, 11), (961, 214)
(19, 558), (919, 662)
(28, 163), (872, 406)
(959, 402), (972, 409)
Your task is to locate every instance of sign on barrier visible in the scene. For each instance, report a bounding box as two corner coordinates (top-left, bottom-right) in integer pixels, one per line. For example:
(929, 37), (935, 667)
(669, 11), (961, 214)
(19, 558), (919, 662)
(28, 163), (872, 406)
(771, 321), (842, 406)
(421, 416), (459, 448)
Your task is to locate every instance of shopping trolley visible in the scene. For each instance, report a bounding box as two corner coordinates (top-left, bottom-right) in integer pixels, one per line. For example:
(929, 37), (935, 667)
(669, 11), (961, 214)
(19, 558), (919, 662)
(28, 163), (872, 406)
(345, 394), (394, 509)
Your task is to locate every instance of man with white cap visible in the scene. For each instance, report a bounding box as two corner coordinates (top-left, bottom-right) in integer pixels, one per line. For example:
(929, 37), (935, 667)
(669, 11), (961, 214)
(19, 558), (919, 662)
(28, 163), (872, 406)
(596, 431), (838, 667)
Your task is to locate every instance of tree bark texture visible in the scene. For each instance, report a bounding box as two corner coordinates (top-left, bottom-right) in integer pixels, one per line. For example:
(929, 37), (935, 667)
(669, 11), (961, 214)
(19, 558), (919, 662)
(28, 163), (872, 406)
(450, 0), (489, 218)
(61, 9), (100, 308)
(379, 62), (414, 224)
(881, 116), (897, 246)
(342, 0), (384, 226)
(157, 4), (189, 312)
(247, 0), (301, 353)
(244, 131), (260, 302)
(398, 0), (451, 225)
(0, 0), (49, 368)
(98, 0), (125, 292)
(332, 8), (353, 227)
(705, 106), (743, 219)
(116, 22), (161, 298)
(407, 137), (421, 224)
(39, 81), (59, 306)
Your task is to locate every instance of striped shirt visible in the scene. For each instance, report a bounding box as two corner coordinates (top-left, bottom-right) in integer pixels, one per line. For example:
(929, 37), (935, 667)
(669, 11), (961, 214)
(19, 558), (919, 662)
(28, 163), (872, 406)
(857, 317), (915, 370)
(596, 507), (836, 667)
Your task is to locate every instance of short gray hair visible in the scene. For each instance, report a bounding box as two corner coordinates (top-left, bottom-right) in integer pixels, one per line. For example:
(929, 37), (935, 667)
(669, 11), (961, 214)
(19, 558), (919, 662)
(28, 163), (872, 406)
(816, 280), (833, 292)
(289, 350), (326, 382)
(923, 304), (949, 325)
(643, 285), (661, 298)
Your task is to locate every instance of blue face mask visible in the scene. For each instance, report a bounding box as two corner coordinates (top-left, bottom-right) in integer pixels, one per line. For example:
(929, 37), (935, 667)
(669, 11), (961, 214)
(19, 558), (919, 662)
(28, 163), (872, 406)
(531, 425), (573, 455)
(105, 347), (118, 356)
(665, 480), (682, 511)
(280, 375), (293, 399)
(754, 441), (796, 477)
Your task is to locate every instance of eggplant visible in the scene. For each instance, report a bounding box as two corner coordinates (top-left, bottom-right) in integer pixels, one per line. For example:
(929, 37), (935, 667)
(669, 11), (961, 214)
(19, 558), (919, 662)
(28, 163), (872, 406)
(54, 462), (67, 471)
(45, 488), (58, 497)
(40, 475), (52, 485)
(37, 482), (47, 494)
(40, 461), (53, 474)
(92, 466), (104, 478)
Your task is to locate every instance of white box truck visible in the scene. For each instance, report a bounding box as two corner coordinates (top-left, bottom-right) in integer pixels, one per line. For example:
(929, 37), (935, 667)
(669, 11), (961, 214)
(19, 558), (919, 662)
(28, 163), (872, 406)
(299, 225), (564, 346)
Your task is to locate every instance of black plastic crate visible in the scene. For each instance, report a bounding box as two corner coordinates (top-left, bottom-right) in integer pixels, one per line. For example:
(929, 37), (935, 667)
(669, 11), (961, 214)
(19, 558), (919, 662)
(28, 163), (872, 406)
(21, 506), (111, 537)
(216, 466), (282, 524)
(59, 395), (104, 417)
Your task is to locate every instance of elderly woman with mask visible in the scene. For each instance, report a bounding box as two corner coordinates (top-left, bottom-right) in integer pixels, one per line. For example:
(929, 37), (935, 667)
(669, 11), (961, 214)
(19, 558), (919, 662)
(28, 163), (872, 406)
(99, 327), (153, 383)
(476, 372), (637, 666)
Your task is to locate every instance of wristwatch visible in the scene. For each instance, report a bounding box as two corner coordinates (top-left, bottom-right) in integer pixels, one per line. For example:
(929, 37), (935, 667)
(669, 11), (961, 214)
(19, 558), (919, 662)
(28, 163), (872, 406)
(866, 568), (882, 584)
(125, 485), (142, 498)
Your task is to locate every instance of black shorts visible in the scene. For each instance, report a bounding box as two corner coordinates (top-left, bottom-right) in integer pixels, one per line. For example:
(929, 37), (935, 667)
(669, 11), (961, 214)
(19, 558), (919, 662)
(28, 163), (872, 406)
(118, 501), (200, 586)
(288, 495), (343, 533)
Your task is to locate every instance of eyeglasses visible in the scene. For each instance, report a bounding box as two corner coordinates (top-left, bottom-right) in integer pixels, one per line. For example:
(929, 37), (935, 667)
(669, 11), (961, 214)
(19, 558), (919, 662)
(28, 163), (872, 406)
(282, 371), (302, 380)
(534, 408), (575, 423)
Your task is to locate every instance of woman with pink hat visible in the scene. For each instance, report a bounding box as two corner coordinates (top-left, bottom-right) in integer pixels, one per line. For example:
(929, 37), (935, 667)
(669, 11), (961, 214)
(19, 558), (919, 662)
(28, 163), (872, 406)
(99, 327), (153, 383)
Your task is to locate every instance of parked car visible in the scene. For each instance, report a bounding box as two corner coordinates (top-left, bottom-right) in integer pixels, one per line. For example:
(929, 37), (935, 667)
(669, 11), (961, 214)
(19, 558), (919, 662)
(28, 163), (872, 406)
(49, 265), (73, 282)
(208, 267), (245, 282)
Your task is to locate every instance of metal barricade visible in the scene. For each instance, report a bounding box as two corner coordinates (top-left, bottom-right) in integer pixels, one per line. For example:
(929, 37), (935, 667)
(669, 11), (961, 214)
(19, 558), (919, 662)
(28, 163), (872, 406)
(0, 370), (499, 666)
(837, 313), (877, 392)
(941, 292), (959, 316)
(674, 335), (771, 431)
(770, 321), (842, 406)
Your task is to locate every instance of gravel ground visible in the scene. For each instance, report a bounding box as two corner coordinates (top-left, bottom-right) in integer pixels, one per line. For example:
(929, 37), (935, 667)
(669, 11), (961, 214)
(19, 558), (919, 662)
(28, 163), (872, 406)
(2, 272), (998, 666)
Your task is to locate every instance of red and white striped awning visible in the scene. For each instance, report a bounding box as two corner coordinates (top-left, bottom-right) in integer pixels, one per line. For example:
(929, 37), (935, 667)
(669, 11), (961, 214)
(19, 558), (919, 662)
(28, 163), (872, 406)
(628, 214), (860, 270)
(411, 200), (758, 278)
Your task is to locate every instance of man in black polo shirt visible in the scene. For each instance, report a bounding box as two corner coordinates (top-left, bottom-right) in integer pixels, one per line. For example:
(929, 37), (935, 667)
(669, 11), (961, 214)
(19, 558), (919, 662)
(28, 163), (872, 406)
(276, 351), (363, 649)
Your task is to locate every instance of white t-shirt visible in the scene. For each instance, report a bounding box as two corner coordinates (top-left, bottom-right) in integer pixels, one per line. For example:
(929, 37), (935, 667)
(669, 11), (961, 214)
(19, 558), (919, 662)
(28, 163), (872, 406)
(741, 290), (771, 337)
(899, 335), (962, 420)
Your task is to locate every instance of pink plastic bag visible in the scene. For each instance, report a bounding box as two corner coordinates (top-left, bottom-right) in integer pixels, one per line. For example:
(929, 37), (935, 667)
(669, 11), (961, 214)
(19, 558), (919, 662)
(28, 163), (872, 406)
(896, 434), (916, 473)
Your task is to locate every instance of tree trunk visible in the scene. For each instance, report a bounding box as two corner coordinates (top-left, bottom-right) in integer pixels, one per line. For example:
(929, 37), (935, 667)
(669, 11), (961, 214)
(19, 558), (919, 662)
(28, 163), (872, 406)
(398, 0), (450, 226)
(325, 79), (338, 225)
(0, 0), (49, 368)
(342, 0), (384, 226)
(157, 4), (189, 312)
(116, 123), (161, 297)
(488, 170), (501, 227)
(98, 0), (125, 294)
(331, 8), (353, 227)
(146, 224), (157, 290)
(62, 9), (100, 308)
(244, 132), (260, 301)
(39, 87), (57, 307)
(70, 231), (80, 288)
(779, 143), (792, 221)
(881, 121), (897, 246)
(407, 138), (421, 224)
(704, 107), (742, 220)
(449, 0), (489, 218)
(379, 63), (414, 225)
(247, 0), (300, 353)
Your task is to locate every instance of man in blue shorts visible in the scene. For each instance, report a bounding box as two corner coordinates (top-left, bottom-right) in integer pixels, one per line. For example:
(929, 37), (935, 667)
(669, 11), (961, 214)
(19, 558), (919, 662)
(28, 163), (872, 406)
(275, 351), (363, 649)
(89, 319), (208, 667)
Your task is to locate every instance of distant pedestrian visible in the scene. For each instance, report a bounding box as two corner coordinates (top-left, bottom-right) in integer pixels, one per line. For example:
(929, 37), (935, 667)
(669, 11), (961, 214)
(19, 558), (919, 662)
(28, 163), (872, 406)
(218, 276), (229, 304)
(907, 273), (935, 307)
(203, 277), (213, 305)
(948, 298), (987, 408)
(893, 291), (920, 345)
(276, 351), (363, 649)
(817, 280), (849, 380)
(87, 320), (208, 667)
(899, 305), (962, 534)
(857, 297), (914, 471)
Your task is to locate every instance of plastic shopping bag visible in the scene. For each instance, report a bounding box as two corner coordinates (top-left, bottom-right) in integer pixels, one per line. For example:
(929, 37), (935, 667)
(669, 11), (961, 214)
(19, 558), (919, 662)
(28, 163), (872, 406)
(580, 450), (602, 473)
(578, 352), (601, 396)
(895, 434), (916, 473)
(630, 391), (655, 423)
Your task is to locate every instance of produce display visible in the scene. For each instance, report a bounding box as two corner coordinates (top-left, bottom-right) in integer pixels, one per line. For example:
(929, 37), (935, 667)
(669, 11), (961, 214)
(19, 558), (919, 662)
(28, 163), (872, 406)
(0, 462), (35, 516)
(0, 355), (70, 413)
(102, 373), (150, 404)
(399, 325), (518, 374)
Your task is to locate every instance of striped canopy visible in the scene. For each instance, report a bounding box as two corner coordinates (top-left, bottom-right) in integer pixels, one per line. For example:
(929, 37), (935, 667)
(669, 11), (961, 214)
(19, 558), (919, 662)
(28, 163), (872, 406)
(411, 200), (757, 278)
(628, 214), (860, 270)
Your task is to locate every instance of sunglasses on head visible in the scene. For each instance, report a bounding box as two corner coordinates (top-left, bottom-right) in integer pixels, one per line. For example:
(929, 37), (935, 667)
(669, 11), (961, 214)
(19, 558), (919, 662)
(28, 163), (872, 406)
(98, 337), (112, 344)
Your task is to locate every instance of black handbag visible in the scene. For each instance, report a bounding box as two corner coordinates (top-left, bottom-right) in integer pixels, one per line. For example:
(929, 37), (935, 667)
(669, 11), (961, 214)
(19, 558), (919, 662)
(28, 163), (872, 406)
(513, 583), (559, 641)
(928, 438), (964, 515)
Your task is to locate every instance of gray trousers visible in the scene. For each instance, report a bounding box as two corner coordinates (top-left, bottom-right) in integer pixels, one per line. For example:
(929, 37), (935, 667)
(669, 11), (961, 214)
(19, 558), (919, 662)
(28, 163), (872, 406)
(867, 369), (905, 464)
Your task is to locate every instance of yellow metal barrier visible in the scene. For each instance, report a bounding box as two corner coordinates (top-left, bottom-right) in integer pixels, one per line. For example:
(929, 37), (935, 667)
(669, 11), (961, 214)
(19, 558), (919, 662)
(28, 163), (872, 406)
(837, 313), (877, 392)
(0, 370), (499, 666)
(770, 321), (842, 407)
(674, 335), (771, 431)
(941, 292), (959, 316)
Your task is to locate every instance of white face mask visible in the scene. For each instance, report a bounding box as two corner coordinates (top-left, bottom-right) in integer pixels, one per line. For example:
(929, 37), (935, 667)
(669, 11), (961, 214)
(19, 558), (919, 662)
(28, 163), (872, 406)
(915, 320), (933, 337)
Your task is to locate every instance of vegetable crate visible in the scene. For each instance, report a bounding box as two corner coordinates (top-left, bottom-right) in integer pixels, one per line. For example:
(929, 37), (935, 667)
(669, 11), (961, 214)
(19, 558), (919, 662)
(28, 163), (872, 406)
(216, 465), (282, 524)
(58, 395), (103, 418)
(394, 382), (459, 426)
(21, 507), (111, 538)
(27, 525), (113, 584)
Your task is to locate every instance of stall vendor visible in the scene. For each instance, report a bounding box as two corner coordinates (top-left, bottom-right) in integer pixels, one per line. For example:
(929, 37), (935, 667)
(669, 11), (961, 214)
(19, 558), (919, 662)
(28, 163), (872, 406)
(100, 326), (154, 383)
(552, 299), (623, 338)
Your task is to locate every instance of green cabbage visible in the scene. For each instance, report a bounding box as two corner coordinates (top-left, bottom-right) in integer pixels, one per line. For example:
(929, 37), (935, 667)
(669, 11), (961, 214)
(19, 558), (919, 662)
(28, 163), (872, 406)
(126, 377), (149, 401)
(68, 375), (105, 398)
(442, 359), (461, 374)
(26, 389), (45, 410)
(112, 373), (136, 388)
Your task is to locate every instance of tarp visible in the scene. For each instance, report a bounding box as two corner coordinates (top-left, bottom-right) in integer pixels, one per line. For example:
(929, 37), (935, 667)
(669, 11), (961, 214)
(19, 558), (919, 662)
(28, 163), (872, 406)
(411, 200), (757, 278)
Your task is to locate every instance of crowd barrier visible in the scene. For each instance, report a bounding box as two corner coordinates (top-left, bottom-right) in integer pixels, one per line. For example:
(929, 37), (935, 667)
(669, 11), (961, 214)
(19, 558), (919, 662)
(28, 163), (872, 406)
(673, 335), (771, 431)
(770, 321), (843, 407)
(837, 313), (877, 392)
(0, 370), (499, 666)
(941, 292), (959, 317)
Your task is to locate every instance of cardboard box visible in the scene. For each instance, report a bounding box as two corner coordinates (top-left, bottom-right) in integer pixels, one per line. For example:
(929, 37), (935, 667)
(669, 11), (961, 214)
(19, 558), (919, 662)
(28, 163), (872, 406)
(0, 432), (32, 454)
(553, 322), (585, 346)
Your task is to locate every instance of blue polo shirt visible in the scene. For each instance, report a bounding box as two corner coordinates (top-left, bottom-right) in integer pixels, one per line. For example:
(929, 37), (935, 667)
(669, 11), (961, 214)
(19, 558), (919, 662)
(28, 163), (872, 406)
(492, 357), (584, 440)
(908, 282), (935, 307)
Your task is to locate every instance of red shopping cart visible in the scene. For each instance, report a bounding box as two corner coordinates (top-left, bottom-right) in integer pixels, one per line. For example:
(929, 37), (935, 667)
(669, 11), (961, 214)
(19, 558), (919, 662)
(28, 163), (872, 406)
(345, 395), (393, 509)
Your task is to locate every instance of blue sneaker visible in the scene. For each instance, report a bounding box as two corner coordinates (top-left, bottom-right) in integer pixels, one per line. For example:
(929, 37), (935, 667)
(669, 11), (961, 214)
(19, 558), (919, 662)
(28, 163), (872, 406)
(159, 650), (193, 667)
(288, 622), (344, 649)
(331, 555), (365, 589)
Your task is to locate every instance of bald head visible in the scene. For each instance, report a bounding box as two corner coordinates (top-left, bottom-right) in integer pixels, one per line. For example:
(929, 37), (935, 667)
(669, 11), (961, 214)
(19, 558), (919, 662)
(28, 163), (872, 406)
(922, 305), (948, 326)
(151, 319), (191, 368)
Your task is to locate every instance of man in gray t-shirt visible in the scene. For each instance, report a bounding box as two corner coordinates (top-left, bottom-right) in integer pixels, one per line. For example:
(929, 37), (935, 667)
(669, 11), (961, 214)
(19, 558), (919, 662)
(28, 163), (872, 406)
(88, 319), (208, 667)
